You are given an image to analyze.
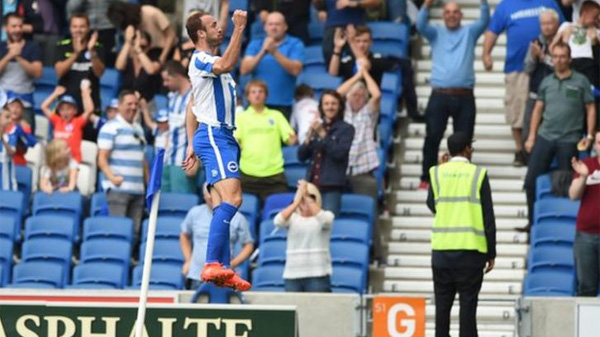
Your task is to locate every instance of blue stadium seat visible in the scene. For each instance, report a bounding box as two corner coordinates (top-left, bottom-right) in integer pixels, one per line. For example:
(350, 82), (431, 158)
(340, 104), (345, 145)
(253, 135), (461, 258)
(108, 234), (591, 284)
(233, 242), (250, 281)
(374, 149), (387, 199)
(330, 219), (370, 244)
(0, 214), (18, 242)
(531, 224), (575, 248)
(32, 192), (83, 234)
(250, 21), (265, 40)
(15, 165), (32, 213)
(191, 282), (246, 303)
(378, 115), (393, 150)
(330, 241), (369, 271)
(131, 263), (184, 290)
(524, 270), (575, 296)
(139, 240), (185, 267)
(303, 45), (326, 74)
(381, 71), (402, 96)
(158, 193), (199, 218)
(262, 193), (295, 221)
(340, 194), (376, 226)
(380, 93), (397, 121)
(12, 261), (64, 288)
(83, 216), (134, 243)
(258, 240), (287, 266)
(308, 21), (325, 46)
(331, 265), (364, 294)
(154, 94), (168, 112)
(284, 165), (308, 190)
(71, 262), (125, 289)
(528, 246), (574, 274)
(297, 73), (343, 100)
(90, 192), (109, 216)
(534, 197), (580, 225)
(80, 239), (131, 284)
(252, 265), (285, 291)
(142, 216), (182, 241)
(0, 190), (23, 242)
(100, 68), (121, 98)
(0, 237), (13, 286)
(33, 87), (54, 115)
(240, 193), (260, 240)
(35, 66), (58, 88)
(229, 0), (248, 11)
(535, 174), (552, 200)
(24, 215), (76, 242)
(259, 219), (287, 244)
(282, 145), (301, 166)
(367, 22), (409, 58)
(21, 238), (72, 284)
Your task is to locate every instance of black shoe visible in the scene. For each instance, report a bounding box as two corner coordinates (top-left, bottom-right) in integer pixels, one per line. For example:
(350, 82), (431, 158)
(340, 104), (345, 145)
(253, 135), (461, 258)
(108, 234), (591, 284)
(513, 151), (525, 167)
(514, 225), (531, 233)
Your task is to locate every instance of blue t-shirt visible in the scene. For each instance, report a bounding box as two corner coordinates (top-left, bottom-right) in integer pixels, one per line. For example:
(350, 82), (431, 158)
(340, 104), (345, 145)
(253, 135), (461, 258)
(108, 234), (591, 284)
(245, 35), (305, 106)
(325, 0), (366, 27)
(488, 0), (563, 73)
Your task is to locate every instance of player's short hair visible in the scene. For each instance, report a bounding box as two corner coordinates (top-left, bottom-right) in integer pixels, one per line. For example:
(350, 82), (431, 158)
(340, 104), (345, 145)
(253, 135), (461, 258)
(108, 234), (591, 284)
(3, 12), (22, 26)
(163, 60), (189, 79)
(244, 79), (269, 98)
(581, 0), (600, 14)
(318, 89), (345, 123)
(354, 26), (372, 39)
(118, 89), (137, 103)
(551, 41), (571, 56)
(69, 13), (90, 27)
(295, 84), (314, 100)
(186, 11), (208, 44)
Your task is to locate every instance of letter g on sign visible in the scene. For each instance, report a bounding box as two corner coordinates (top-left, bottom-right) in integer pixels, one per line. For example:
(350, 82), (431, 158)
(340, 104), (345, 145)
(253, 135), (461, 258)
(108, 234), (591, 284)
(372, 297), (425, 337)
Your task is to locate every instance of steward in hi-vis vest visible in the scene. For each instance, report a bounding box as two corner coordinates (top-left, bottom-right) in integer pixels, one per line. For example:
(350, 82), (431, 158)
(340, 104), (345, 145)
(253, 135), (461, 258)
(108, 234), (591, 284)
(426, 132), (496, 337)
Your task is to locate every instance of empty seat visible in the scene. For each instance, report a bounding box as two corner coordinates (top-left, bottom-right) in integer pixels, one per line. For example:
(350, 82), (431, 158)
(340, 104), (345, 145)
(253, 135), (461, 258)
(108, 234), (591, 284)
(32, 192), (83, 230)
(90, 192), (109, 217)
(24, 215), (77, 242)
(534, 197), (580, 225)
(282, 145), (301, 166)
(331, 265), (364, 294)
(158, 193), (199, 218)
(83, 216), (134, 243)
(35, 66), (58, 87)
(303, 45), (326, 73)
(374, 149), (387, 199)
(381, 71), (402, 96)
(229, 0), (248, 11)
(330, 241), (369, 271)
(0, 237), (13, 286)
(16, 165), (32, 212)
(528, 246), (574, 274)
(252, 265), (285, 291)
(535, 174), (552, 200)
(0, 190), (24, 242)
(367, 22), (409, 58)
(258, 240), (287, 266)
(239, 193), (259, 240)
(297, 73), (342, 99)
(11, 261), (64, 288)
(330, 219), (370, 245)
(71, 262), (125, 289)
(139, 240), (185, 266)
(21, 237), (73, 284)
(80, 239), (131, 285)
(141, 216), (182, 241)
(531, 224), (575, 248)
(0, 214), (18, 242)
(284, 165), (308, 190)
(524, 270), (575, 296)
(340, 194), (375, 226)
(262, 193), (295, 221)
(308, 21), (325, 46)
(131, 263), (184, 290)
(259, 219), (287, 244)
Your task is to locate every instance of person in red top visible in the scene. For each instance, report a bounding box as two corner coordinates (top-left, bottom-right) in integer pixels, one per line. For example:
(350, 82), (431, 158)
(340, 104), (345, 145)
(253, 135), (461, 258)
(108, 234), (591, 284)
(40, 83), (94, 163)
(569, 130), (600, 296)
(6, 96), (32, 166)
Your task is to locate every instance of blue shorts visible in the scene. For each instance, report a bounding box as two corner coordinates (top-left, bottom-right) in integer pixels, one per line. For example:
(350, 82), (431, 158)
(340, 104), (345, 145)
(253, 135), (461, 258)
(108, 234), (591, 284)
(193, 124), (240, 186)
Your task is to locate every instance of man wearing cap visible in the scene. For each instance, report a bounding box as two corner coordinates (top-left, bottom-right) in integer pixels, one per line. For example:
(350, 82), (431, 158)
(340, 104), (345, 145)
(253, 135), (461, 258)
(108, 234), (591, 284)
(426, 132), (497, 337)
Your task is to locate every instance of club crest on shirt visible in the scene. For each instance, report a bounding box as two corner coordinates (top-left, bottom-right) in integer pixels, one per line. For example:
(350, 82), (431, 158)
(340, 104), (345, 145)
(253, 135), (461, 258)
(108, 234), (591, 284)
(268, 118), (274, 126)
(65, 124), (73, 132)
(84, 51), (91, 60)
(227, 161), (239, 172)
(211, 169), (218, 177)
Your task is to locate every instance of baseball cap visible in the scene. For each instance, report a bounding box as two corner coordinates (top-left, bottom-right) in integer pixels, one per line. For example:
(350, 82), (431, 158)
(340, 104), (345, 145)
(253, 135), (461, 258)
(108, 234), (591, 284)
(6, 92), (25, 106)
(154, 109), (168, 123)
(108, 98), (119, 109)
(57, 95), (79, 108)
(447, 132), (474, 156)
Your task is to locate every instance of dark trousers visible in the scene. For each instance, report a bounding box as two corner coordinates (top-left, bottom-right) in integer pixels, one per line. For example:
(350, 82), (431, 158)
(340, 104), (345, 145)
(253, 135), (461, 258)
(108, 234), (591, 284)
(241, 172), (289, 203)
(285, 275), (331, 292)
(574, 231), (600, 296)
(421, 91), (476, 182)
(524, 136), (577, 226)
(433, 267), (483, 337)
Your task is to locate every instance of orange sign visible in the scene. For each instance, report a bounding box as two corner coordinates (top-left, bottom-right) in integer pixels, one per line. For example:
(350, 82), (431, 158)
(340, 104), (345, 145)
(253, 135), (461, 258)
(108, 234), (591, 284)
(373, 297), (426, 337)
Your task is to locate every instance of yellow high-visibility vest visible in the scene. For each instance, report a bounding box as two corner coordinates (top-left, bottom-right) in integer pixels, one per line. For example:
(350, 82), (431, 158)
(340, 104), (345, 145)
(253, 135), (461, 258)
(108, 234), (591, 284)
(429, 161), (488, 253)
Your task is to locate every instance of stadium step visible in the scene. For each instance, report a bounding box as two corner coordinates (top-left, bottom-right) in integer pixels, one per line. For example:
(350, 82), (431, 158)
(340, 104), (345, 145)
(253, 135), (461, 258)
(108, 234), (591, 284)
(417, 60), (506, 73)
(384, 267), (526, 282)
(417, 72), (505, 86)
(403, 137), (520, 153)
(389, 216), (528, 231)
(397, 163), (527, 180)
(389, 229), (528, 244)
(421, 45), (507, 59)
(398, 177), (524, 193)
(407, 123), (513, 139)
(417, 97), (505, 112)
(403, 151), (519, 167)
(383, 280), (523, 295)
(417, 86), (505, 99)
(386, 255), (526, 269)
(387, 242), (528, 257)
(395, 190), (526, 204)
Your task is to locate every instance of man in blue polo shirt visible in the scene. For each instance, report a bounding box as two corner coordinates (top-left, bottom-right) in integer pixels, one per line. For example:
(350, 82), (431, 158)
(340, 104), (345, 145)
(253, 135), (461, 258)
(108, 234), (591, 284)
(483, 0), (563, 167)
(240, 11), (304, 120)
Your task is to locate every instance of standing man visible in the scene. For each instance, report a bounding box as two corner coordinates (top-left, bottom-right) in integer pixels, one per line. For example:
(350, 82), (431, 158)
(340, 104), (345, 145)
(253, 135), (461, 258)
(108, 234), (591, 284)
(240, 12), (304, 120)
(181, 10), (251, 291)
(427, 132), (496, 337)
(483, 0), (563, 167)
(97, 90), (148, 233)
(416, 0), (490, 190)
(569, 131), (600, 297)
(523, 42), (596, 232)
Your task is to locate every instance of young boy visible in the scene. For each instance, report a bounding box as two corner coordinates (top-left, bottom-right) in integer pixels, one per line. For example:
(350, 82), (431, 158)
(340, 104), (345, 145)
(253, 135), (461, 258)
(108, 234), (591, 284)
(6, 95), (36, 166)
(0, 107), (17, 190)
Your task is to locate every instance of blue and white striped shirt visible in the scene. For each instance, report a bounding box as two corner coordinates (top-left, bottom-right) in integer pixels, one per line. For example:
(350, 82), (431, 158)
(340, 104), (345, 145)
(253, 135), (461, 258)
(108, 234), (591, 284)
(188, 51), (237, 128)
(0, 130), (17, 191)
(165, 88), (192, 165)
(98, 114), (146, 195)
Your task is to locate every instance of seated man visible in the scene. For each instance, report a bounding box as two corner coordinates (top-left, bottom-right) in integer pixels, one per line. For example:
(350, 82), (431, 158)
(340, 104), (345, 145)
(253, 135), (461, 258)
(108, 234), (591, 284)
(235, 80), (297, 202)
(240, 12), (304, 119)
(180, 182), (254, 290)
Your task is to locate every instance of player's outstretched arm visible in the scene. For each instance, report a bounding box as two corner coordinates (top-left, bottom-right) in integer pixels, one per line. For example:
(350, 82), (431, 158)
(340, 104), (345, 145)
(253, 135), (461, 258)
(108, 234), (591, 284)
(213, 10), (247, 75)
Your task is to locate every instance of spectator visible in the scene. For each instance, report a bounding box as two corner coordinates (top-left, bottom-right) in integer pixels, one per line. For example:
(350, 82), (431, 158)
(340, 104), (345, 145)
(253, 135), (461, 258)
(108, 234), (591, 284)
(55, 14), (105, 114)
(0, 106), (17, 191)
(313, 0), (379, 64)
(32, 0), (66, 66)
(1, 1), (43, 40)
(254, 0), (312, 44)
(562, 0), (600, 22)
(107, 2), (176, 64)
(552, 1), (600, 89)
(274, 180), (335, 292)
(522, 9), (560, 148)
(290, 84), (319, 144)
(483, 0), (564, 167)
(173, 37), (195, 69)
(234, 80), (297, 202)
(298, 89), (354, 215)
(240, 12), (304, 119)
(180, 182), (254, 290)
(97, 90), (148, 232)
(92, 98), (119, 132)
(67, 0), (120, 66)
(182, 0), (229, 39)
(569, 130), (600, 296)
(6, 95), (33, 166)
(139, 101), (169, 151)
(523, 42), (596, 232)
(337, 66), (380, 201)
(115, 28), (162, 104)
(0, 12), (42, 130)
(40, 83), (95, 163)
(416, 0), (489, 189)
(39, 138), (78, 194)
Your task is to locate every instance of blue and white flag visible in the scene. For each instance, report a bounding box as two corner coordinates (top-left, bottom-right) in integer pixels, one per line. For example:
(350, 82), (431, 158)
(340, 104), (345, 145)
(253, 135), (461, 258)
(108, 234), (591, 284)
(146, 147), (165, 211)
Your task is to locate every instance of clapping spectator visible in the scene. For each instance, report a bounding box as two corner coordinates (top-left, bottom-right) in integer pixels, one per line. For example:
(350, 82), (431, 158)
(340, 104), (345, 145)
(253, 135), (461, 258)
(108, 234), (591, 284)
(234, 80), (297, 202)
(290, 84), (319, 144)
(39, 139), (78, 194)
(562, 0), (600, 22)
(40, 83), (95, 164)
(0, 13), (42, 131)
(274, 180), (335, 293)
(254, 0), (312, 44)
(107, 2), (176, 64)
(298, 89), (355, 215)
(240, 12), (304, 119)
(6, 95), (34, 166)
(115, 28), (162, 105)
(0, 106), (17, 191)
